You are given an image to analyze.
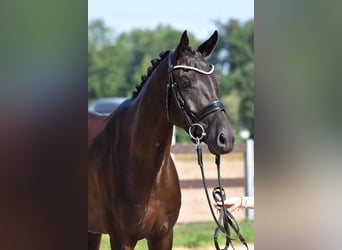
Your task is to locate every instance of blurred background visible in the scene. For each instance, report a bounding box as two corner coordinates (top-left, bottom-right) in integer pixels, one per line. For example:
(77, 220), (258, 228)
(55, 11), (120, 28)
(4, 1), (341, 250)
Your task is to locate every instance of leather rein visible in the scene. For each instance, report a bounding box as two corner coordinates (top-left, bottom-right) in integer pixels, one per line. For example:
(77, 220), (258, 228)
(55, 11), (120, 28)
(194, 141), (249, 250)
(166, 49), (249, 250)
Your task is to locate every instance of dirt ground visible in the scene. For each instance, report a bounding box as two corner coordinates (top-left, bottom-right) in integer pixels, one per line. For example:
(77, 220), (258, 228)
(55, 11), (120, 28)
(173, 155), (254, 250)
(174, 155), (247, 223)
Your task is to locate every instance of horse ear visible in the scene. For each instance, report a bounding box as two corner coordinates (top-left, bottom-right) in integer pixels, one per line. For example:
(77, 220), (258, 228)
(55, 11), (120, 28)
(197, 30), (218, 57)
(175, 30), (189, 57)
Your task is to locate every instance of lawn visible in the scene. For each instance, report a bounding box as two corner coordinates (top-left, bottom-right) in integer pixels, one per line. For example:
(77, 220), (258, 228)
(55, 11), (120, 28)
(99, 219), (254, 249)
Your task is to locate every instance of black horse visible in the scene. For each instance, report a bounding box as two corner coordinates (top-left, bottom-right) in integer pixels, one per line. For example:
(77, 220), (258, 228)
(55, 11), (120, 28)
(88, 30), (235, 250)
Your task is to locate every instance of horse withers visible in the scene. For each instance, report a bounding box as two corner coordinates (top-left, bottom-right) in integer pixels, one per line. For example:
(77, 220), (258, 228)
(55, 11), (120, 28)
(88, 30), (235, 250)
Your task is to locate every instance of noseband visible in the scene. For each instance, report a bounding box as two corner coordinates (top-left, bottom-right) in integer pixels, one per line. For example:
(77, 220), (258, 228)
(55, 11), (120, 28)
(166, 49), (225, 141)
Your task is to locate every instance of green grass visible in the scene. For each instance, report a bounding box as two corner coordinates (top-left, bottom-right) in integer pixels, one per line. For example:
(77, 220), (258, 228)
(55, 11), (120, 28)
(99, 220), (254, 249)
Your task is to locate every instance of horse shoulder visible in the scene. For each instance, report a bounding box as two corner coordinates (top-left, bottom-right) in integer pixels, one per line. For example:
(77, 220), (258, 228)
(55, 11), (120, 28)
(142, 158), (181, 235)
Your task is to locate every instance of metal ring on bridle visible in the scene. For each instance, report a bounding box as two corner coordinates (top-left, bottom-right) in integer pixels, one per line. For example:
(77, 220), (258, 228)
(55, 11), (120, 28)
(188, 123), (206, 141)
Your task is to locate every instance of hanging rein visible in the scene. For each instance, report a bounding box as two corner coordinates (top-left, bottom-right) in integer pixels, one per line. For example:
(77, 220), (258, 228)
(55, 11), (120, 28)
(166, 50), (249, 250)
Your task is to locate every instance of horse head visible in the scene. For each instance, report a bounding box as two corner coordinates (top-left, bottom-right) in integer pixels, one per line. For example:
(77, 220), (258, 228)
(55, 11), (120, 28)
(167, 30), (235, 154)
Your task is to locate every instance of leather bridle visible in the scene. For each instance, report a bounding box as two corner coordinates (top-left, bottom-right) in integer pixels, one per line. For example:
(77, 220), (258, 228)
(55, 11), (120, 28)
(166, 49), (249, 249)
(166, 49), (225, 141)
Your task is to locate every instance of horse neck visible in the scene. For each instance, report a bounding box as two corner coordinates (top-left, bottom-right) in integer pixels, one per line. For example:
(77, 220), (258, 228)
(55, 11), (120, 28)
(131, 58), (173, 157)
(134, 59), (172, 152)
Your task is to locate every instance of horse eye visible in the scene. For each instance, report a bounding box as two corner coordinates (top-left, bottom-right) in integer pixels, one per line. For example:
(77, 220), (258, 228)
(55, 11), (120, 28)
(183, 79), (191, 88)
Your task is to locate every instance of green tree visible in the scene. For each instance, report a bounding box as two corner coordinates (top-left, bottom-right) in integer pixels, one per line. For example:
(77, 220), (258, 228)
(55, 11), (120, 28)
(211, 19), (254, 137)
(88, 21), (199, 101)
(88, 19), (116, 100)
(88, 19), (130, 99)
(88, 19), (114, 50)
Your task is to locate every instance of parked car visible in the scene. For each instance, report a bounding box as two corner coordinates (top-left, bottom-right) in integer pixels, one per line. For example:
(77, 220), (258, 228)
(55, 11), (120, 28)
(88, 97), (127, 115)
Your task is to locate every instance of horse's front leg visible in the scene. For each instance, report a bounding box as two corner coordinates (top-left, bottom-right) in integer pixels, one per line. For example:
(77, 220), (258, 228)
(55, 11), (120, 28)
(147, 229), (173, 250)
(109, 234), (137, 250)
(88, 232), (102, 250)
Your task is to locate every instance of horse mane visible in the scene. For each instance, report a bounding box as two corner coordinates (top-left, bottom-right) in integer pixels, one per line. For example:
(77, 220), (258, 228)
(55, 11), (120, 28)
(132, 50), (170, 98)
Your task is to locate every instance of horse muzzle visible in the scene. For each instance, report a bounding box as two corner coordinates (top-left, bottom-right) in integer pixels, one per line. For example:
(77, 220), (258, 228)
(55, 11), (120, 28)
(205, 112), (235, 155)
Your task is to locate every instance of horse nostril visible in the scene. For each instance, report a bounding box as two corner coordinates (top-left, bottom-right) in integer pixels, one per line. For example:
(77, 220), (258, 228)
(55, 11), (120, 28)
(218, 133), (227, 146)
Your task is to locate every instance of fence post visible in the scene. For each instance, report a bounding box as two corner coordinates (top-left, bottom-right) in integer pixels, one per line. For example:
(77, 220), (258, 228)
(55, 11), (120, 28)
(245, 139), (254, 219)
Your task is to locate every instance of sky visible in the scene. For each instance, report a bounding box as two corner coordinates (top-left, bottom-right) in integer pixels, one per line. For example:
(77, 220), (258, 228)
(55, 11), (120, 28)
(88, 0), (254, 40)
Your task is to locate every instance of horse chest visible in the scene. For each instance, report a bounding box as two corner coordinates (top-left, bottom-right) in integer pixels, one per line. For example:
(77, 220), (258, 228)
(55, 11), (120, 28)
(139, 195), (179, 236)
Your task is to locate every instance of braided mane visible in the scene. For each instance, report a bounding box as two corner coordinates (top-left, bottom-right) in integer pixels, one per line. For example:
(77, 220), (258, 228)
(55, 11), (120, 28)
(132, 50), (170, 98)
